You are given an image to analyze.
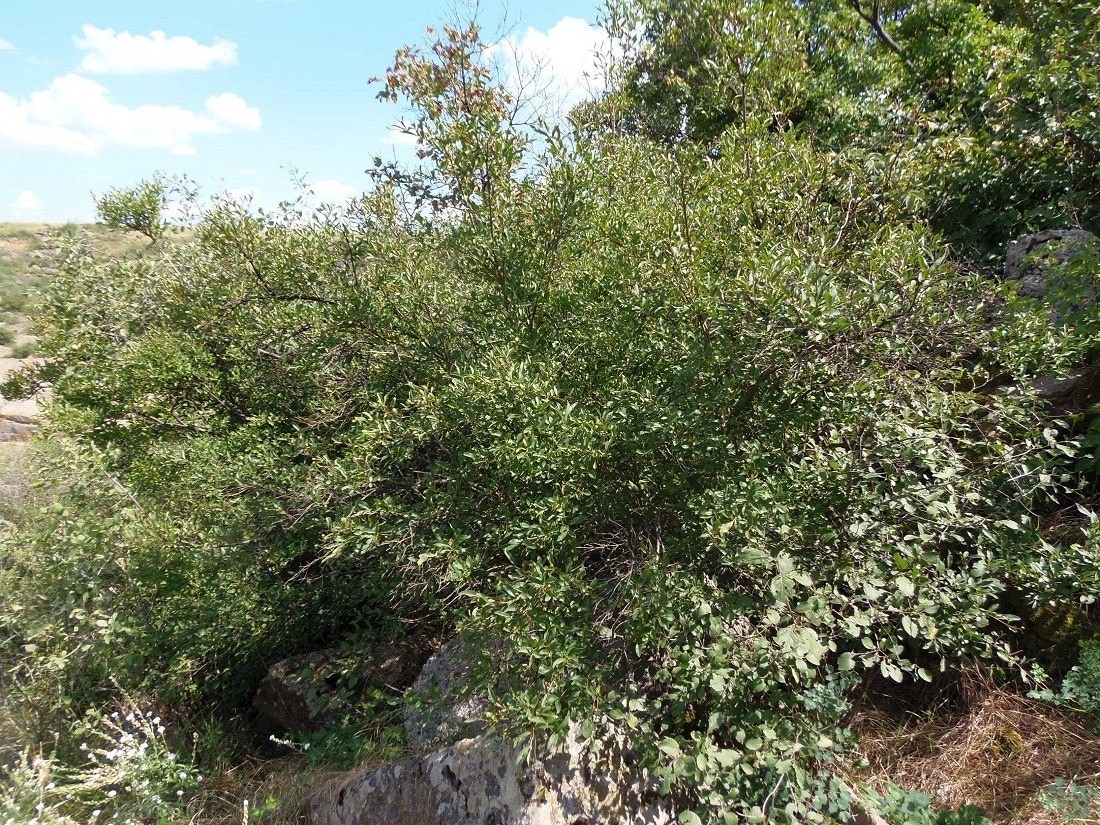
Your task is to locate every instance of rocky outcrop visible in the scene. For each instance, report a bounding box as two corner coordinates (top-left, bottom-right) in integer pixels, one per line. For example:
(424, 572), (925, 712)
(0, 358), (42, 441)
(254, 642), (431, 735)
(0, 414), (36, 443)
(311, 637), (677, 824)
(1004, 228), (1099, 303)
(309, 725), (675, 825)
(404, 636), (487, 753)
(254, 650), (340, 735)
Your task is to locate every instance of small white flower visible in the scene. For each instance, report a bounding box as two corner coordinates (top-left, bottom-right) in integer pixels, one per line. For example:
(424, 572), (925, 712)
(107, 790), (117, 798)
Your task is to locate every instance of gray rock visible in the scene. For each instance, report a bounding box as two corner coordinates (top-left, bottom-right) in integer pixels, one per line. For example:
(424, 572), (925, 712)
(404, 637), (488, 753)
(310, 725), (675, 825)
(1004, 228), (1099, 301)
(255, 642), (431, 735)
(254, 649), (340, 735)
(0, 415), (37, 443)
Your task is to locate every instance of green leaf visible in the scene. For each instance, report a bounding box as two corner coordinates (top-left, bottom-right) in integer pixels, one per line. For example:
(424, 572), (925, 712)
(658, 738), (682, 758)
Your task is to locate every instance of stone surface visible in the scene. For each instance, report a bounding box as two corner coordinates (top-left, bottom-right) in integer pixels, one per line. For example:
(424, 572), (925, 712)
(404, 637), (488, 753)
(0, 357), (42, 440)
(1004, 228), (1099, 300)
(310, 726), (676, 825)
(0, 415), (36, 443)
(254, 642), (431, 735)
(254, 649), (339, 735)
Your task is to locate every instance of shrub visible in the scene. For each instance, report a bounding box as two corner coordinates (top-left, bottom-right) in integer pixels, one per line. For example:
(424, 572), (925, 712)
(94, 181), (167, 245)
(867, 786), (991, 825)
(3, 16), (1097, 823)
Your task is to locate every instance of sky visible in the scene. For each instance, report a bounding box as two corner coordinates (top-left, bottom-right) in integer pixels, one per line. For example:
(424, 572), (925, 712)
(0, 0), (605, 223)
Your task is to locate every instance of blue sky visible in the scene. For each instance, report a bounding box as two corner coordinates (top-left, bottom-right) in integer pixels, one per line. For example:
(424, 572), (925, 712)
(0, 0), (604, 222)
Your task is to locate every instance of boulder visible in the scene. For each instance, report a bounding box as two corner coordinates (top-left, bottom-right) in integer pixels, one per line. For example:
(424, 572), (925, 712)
(0, 415), (36, 443)
(404, 636), (488, 753)
(309, 725), (675, 825)
(254, 649), (340, 735)
(1004, 228), (1099, 301)
(255, 642), (431, 735)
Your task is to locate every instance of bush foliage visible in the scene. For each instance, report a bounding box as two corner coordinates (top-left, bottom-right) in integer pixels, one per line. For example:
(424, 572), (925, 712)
(2, 2), (1099, 822)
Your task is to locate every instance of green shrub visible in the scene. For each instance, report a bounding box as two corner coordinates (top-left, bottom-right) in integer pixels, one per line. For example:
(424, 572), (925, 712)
(2, 15), (1097, 823)
(867, 785), (991, 825)
(94, 181), (167, 245)
(1032, 640), (1100, 724)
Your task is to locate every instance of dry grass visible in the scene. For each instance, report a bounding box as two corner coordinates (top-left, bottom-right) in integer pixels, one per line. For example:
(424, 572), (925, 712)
(855, 674), (1100, 824)
(181, 755), (368, 825)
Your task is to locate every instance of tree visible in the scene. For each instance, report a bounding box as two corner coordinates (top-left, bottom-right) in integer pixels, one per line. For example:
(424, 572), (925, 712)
(94, 179), (168, 244)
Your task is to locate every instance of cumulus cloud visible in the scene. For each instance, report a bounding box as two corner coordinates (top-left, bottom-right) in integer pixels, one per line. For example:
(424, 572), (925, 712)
(494, 17), (610, 116)
(0, 38), (15, 52)
(9, 190), (42, 217)
(75, 25), (238, 74)
(385, 126), (419, 147)
(0, 73), (261, 155)
(309, 179), (358, 204)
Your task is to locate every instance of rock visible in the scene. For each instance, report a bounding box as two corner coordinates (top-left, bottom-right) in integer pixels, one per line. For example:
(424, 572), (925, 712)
(310, 725), (676, 825)
(1004, 228), (1099, 301)
(254, 649), (339, 735)
(404, 636), (488, 753)
(254, 642), (431, 735)
(0, 416), (36, 443)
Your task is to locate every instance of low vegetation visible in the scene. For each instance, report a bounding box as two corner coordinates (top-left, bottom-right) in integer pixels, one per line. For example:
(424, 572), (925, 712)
(2, 0), (1099, 822)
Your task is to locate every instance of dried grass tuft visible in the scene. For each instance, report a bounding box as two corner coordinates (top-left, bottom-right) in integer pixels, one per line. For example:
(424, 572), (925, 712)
(183, 755), (345, 825)
(854, 673), (1100, 824)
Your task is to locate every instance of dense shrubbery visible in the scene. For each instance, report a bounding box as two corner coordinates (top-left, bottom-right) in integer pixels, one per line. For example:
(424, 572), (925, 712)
(601, 0), (1099, 257)
(2, 1), (1098, 822)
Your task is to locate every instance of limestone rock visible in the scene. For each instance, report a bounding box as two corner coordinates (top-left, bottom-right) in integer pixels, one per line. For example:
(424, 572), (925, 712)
(1004, 228), (1099, 301)
(310, 726), (675, 825)
(404, 637), (487, 753)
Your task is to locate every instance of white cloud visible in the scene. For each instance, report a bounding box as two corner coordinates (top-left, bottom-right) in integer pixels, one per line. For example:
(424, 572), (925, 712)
(204, 92), (262, 131)
(495, 17), (610, 116)
(8, 190), (42, 217)
(74, 25), (237, 74)
(385, 126), (419, 147)
(0, 73), (261, 155)
(309, 179), (358, 204)
(0, 38), (15, 52)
